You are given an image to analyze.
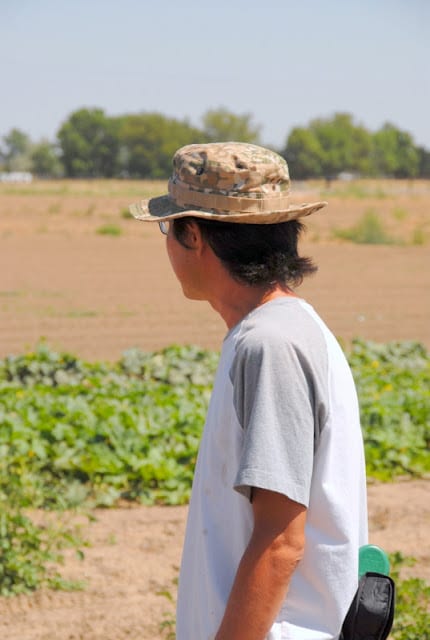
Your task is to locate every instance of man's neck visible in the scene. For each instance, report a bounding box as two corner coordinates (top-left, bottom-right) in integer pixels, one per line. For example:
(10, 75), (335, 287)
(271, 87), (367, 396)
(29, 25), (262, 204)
(209, 283), (298, 330)
(194, 238), (298, 330)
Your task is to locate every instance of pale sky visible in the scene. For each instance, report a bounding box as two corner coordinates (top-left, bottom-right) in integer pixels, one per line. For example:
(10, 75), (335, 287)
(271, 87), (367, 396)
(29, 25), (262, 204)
(1, 0), (429, 150)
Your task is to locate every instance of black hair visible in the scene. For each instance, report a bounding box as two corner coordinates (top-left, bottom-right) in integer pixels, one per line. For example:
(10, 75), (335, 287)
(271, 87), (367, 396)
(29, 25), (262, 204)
(172, 217), (317, 288)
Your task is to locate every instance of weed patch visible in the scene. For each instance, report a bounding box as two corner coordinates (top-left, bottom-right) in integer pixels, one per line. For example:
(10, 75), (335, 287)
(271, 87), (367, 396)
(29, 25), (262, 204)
(392, 207), (408, 221)
(48, 202), (62, 215)
(120, 207), (133, 219)
(390, 552), (430, 640)
(333, 209), (397, 244)
(96, 224), (122, 236)
(411, 226), (427, 246)
(65, 309), (99, 318)
(0, 502), (87, 596)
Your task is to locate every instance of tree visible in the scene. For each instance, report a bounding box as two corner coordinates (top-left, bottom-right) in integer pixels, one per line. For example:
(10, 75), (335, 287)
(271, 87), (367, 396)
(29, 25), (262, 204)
(283, 128), (325, 179)
(57, 108), (120, 177)
(30, 140), (63, 177)
(312, 113), (372, 176)
(417, 146), (430, 178)
(371, 123), (420, 178)
(283, 113), (373, 179)
(1, 128), (32, 171)
(202, 108), (261, 144)
(116, 113), (204, 178)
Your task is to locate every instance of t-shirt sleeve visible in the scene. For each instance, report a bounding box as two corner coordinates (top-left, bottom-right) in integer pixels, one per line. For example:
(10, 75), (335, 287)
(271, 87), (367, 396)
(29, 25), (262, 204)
(230, 332), (316, 507)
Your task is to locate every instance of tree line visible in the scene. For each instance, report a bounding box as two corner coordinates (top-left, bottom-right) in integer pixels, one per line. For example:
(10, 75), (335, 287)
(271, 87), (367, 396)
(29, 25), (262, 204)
(1, 108), (429, 179)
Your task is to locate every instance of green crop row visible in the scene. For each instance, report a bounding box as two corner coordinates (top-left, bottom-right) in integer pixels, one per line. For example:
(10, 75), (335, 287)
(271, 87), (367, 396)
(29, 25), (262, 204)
(349, 339), (430, 480)
(0, 346), (215, 510)
(0, 339), (428, 511)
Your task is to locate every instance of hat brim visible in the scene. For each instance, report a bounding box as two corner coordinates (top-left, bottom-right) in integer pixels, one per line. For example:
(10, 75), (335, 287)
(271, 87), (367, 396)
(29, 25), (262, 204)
(129, 194), (327, 224)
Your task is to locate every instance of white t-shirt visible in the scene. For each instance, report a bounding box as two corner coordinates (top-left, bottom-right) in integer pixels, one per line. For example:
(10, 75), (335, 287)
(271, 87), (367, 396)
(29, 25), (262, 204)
(176, 298), (368, 640)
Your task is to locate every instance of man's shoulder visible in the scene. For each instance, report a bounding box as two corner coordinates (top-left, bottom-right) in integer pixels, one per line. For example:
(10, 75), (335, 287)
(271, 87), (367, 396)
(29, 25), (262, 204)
(234, 298), (326, 354)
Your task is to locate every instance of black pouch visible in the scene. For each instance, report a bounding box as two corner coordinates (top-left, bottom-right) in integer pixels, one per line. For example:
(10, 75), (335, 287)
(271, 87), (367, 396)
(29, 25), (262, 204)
(339, 572), (395, 640)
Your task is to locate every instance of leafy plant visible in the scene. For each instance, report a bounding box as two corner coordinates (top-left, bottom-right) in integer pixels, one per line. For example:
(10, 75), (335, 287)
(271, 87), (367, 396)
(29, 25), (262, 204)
(348, 339), (430, 479)
(390, 552), (430, 640)
(0, 341), (99, 386)
(0, 500), (86, 596)
(157, 577), (178, 640)
(120, 344), (219, 386)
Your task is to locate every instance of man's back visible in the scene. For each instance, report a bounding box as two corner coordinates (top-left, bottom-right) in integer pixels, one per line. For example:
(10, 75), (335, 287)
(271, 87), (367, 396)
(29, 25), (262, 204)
(177, 297), (368, 640)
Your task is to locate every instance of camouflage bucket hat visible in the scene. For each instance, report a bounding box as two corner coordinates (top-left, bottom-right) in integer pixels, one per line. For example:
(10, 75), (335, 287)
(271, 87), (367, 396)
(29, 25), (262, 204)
(129, 142), (327, 224)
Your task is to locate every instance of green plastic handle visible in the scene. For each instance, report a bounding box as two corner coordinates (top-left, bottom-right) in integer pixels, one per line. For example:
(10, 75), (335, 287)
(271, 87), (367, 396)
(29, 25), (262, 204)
(359, 544), (390, 577)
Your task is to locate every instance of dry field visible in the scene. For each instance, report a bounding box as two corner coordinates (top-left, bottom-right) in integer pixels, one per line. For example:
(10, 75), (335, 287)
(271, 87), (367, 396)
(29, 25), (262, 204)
(0, 178), (429, 359)
(0, 179), (429, 639)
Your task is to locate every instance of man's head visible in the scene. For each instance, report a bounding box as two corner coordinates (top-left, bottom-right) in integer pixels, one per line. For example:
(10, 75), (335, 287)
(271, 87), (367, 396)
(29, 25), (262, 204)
(129, 142), (326, 295)
(170, 217), (317, 289)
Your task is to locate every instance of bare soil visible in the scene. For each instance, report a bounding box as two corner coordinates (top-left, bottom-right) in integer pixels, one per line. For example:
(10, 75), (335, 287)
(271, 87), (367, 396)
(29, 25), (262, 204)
(0, 179), (429, 359)
(0, 481), (428, 640)
(0, 180), (429, 638)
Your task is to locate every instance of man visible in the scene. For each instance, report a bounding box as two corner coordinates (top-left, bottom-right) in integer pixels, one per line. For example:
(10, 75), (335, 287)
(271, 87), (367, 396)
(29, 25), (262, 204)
(130, 142), (368, 640)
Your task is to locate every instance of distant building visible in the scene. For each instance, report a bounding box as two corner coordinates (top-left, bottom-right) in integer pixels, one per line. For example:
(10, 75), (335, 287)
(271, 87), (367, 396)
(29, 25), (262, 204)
(0, 172), (33, 183)
(337, 171), (358, 181)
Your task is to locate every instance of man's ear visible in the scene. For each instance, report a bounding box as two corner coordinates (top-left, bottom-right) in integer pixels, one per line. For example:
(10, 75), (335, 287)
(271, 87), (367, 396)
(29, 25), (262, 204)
(186, 221), (205, 254)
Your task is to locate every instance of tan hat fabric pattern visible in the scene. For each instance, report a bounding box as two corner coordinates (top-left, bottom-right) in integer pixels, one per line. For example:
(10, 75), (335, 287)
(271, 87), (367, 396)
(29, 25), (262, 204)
(129, 142), (327, 224)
